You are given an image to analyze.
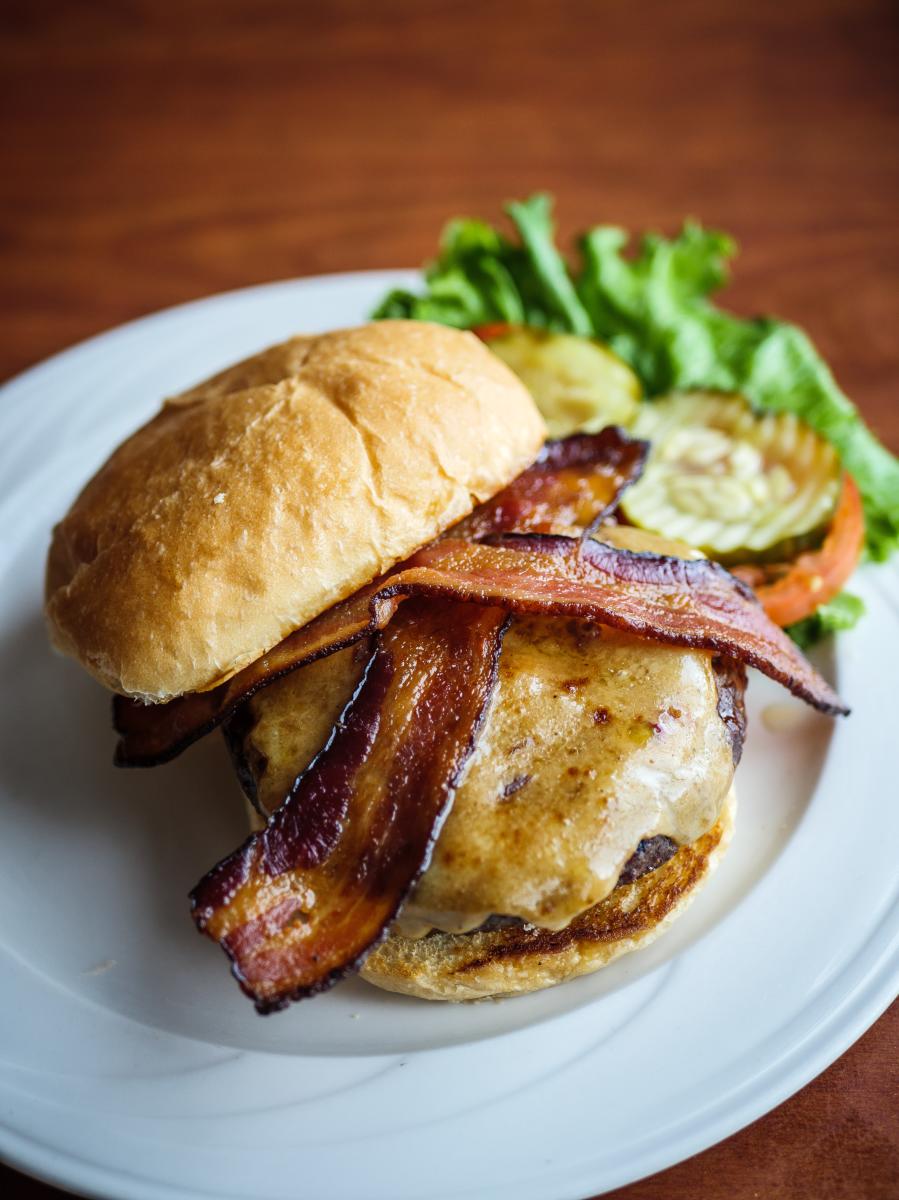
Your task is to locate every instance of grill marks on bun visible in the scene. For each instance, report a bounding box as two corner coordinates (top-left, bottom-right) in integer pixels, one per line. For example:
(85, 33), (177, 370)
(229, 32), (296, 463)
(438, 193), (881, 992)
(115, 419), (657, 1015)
(360, 794), (735, 1001)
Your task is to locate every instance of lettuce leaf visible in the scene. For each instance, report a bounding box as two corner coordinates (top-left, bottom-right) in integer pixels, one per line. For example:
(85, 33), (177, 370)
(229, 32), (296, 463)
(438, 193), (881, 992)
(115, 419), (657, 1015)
(373, 195), (899, 560)
(786, 592), (866, 649)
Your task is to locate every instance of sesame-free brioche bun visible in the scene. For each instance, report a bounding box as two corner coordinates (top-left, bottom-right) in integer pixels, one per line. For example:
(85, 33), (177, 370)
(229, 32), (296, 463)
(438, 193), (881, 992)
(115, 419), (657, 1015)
(44, 321), (546, 701)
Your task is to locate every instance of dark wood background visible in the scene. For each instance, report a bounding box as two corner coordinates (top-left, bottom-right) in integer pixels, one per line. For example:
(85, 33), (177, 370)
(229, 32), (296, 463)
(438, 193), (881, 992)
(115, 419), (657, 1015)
(1, 1), (897, 1197)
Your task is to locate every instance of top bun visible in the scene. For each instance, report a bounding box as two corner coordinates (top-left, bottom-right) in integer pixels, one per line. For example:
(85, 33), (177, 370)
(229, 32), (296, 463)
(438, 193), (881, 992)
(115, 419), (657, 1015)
(45, 321), (546, 701)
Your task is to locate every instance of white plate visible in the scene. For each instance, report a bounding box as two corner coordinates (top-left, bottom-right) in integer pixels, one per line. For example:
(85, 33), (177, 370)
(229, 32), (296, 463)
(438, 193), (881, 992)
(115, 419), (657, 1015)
(1, 273), (896, 1200)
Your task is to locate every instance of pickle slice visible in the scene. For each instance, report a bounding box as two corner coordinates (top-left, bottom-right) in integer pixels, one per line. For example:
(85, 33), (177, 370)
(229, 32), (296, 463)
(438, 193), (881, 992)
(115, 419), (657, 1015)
(484, 327), (640, 438)
(620, 392), (841, 560)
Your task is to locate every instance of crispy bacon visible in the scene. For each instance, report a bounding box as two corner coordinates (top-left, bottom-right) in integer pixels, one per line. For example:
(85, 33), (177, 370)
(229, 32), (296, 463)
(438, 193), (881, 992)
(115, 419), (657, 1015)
(395, 535), (847, 716)
(113, 584), (404, 766)
(453, 427), (647, 538)
(116, 528), (847, 765)
(114, 431), (646, 766)
(190, 599), (508, 1013)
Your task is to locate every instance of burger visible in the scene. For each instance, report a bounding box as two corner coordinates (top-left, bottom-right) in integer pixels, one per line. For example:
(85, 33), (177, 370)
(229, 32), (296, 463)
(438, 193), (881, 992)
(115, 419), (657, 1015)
(44, 320), (845, 1013)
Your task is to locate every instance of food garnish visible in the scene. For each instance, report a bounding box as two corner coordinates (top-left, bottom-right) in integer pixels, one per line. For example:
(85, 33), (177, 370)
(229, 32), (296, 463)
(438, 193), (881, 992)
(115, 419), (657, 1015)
(732, 475), (865, 628)
(375, 194), (899, 641)
(476, 325), (640, 437)
(620, 392), (842, 560)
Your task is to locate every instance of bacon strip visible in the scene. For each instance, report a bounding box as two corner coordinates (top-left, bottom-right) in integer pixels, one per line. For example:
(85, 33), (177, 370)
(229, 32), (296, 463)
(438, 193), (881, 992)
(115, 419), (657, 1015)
(114, 431), (646, 766)
(117, 529), (846, 765)
(113, 584), (404, 766)
(453, 426), (647, 538)
(397, 535), (847, 716)
(190, 599), (508, 1013)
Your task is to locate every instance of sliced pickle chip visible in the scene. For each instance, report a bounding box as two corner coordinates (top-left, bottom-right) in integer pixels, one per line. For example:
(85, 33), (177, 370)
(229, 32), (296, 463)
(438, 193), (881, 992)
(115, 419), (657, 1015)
(485, 327), (641, 438)
(620, 392), (841, 560)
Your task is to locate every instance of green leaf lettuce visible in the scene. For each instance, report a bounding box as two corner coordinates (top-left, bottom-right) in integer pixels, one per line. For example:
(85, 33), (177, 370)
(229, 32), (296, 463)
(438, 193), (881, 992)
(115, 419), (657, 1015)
(373, 195), (899, 560)
(786, 592), (866, 649)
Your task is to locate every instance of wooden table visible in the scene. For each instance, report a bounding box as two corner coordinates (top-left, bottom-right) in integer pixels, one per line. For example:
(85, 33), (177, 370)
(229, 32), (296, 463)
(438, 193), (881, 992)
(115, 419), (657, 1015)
(2, 1), (896, 1196)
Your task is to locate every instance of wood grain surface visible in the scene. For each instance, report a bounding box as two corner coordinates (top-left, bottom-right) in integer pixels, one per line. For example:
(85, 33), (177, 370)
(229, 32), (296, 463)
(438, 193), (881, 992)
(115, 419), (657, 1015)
(1, 1), (897, 1197)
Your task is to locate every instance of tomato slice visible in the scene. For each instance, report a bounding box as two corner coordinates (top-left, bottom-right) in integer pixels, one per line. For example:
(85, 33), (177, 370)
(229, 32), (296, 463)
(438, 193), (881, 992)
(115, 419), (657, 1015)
(475, 321), (863, 630)
(733, 475), (864, 627)
(472, 321), (514, 342)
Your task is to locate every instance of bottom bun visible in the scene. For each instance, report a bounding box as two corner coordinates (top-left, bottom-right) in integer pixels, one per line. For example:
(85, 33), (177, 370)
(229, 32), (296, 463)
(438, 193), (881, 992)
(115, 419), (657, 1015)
(360, 788), (736, 1001)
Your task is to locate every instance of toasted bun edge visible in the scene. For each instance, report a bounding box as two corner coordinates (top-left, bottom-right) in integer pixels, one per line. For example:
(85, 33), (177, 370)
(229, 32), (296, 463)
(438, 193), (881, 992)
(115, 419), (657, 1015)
(360, 787), (736, 1001)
